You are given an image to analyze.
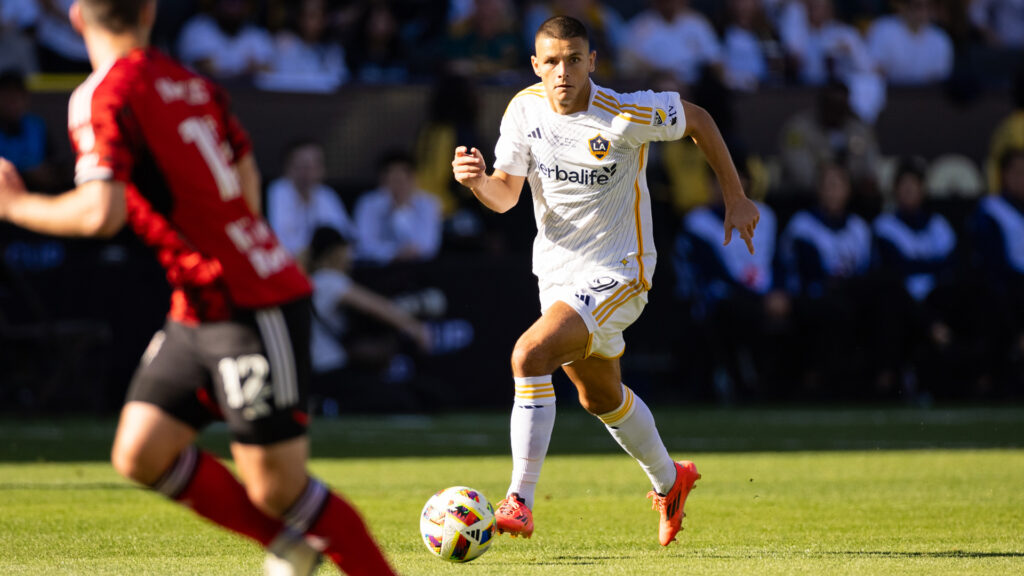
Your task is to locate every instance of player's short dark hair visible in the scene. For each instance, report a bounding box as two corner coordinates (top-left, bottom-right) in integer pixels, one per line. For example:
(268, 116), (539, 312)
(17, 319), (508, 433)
(535, 15), (589, 46)
(79, 0), (152, 33)
(377, 149), (416, 174)
(309, 226), (349, 264)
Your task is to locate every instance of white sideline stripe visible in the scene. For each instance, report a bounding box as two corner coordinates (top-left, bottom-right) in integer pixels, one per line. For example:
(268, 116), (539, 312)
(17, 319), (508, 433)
(255, 308), (298, 408)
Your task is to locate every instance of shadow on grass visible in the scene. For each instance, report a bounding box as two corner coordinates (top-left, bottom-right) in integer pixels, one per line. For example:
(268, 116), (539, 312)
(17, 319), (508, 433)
(527, 555), (629, 565)
(840, 551), (1024, 559)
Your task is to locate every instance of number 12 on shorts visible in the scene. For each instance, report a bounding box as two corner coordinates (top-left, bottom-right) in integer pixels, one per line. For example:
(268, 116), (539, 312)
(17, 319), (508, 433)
(217, 355), (272, 421)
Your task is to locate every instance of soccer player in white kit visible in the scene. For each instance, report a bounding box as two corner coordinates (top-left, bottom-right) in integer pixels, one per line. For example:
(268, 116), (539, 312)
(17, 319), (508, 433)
(452, 15), (760, 546)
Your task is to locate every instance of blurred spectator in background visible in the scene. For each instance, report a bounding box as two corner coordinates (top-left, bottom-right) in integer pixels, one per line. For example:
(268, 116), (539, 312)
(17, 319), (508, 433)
(969, 0), (1024, 49)
(969, 147), (1024, 395)
(443, 0), (522, 83)
(779, 0), (885, 122)
(0, 1), (39, 75)
(256, 0), (349, 93)
(620, 0), (722, 85)
(308, 226), (473, 413)
(414, 72), (481, 218)
(778, 80), (880, 197)
(33, 0), (91, 73)
(721, 0), (785, 91)
(522, 0), (625, 82)
(987, 67), (1024, 194)
(177, 0), (273, 81)
(354, 150), (442, 265)
(267, 139), (354, 261)
(0, 71), (62, 192)
(675, 166), (786, 401)
(345, 0), (410, 83)
(779, 161), (872, 394)
(866, 0), (953, 86)
(871, 156), (957, 401)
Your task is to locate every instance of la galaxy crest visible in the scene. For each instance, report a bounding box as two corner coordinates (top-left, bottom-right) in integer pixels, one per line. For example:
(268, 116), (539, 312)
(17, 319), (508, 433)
(588, 134), (610, 160)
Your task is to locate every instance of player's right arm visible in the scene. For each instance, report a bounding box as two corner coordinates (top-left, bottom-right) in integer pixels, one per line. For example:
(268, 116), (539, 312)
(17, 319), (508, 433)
(452, 146), (524, 214)
(0, 158), (126, 238)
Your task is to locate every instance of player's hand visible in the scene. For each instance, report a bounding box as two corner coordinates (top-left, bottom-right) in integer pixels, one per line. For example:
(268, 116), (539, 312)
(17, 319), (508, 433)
(724, 196), (760, 255)
(0, 157), (27, 220)
(452, 146), (488, 190)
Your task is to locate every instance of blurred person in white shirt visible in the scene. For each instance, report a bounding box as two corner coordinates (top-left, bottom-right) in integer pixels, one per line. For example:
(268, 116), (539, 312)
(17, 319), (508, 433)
(257, 0), (349, 93)
(267, 139), (354, 260)
(354, 150), (442, 265)
(621, 0), (722, 85)
(177, 0), (274, 80)
(867, 0), (953, 85)
(779, 0), (885, 122)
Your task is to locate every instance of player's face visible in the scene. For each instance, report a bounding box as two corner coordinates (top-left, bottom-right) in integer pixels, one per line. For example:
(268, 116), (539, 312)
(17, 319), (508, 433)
(531, 35), (595, 114)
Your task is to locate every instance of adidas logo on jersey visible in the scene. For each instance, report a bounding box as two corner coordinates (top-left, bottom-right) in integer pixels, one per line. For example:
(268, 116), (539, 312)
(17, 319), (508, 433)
(537, 161), (616, 186)
(528, 127), (543, 139)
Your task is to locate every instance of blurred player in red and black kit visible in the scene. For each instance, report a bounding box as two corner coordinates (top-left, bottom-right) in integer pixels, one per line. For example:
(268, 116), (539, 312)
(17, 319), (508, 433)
(0, 1), (397, 575)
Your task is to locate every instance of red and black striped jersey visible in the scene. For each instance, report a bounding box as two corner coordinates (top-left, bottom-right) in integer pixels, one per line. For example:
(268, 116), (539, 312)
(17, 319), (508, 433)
(67, 48), (310, 322)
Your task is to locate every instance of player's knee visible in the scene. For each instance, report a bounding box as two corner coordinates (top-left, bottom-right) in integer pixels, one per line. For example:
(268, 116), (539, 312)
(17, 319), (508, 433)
(510, 339), (553, 376)
(111, 441), (164, 485)
(244, 479), (294, 517)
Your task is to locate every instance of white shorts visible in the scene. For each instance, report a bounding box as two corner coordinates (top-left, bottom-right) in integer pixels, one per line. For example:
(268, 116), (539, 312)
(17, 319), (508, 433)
(539, 274), (648, 360)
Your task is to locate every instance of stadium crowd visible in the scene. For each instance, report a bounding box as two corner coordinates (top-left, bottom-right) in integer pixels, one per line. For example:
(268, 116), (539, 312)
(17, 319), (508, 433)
(1, 0), (1023, 411)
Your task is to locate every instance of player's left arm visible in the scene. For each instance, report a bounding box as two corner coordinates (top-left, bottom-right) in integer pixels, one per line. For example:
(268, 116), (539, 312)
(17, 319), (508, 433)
(0, 158), (126, 238)
(681, 100), (760, 254)
(235, 152), (262, 215)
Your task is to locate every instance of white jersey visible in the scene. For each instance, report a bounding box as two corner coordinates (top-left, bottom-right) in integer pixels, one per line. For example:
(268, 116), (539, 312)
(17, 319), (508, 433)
(494, 80), (687, 289)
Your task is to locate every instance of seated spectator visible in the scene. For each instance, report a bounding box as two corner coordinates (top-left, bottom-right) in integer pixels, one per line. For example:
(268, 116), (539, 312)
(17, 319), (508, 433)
(675, 169), (787, 401)
(620, 0), (722, 85)
(354, 150), (442, 265)
(969, 0), (1024, 49)
(522, 0), (625, 82)
(34, 0), (91, 73)
(778, 161), (872, 394)
(968, 147), (1024, 395)
(778, 80), (881, 196)
(779, 0), (885, 122)
(443, 0), (522, 83)
(866, 0), (953, 86)
(871, 156), (957, 400)
(345, 1), (410, 84)
(266, 139), (354, 260)
(177, 0), (274, 81)
(256, 0), (349, 93)
(721, 0), (785, 91)
(0, 71), (62, 192)
(0, 0), (39, 75)
(308, 227), (473, 413)
(986, 67), (1024, 194)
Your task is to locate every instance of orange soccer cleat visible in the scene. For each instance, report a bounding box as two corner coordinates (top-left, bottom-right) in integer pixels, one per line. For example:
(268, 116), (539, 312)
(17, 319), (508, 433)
(494, 493), (534, 538)
(647, 460), (701, 546)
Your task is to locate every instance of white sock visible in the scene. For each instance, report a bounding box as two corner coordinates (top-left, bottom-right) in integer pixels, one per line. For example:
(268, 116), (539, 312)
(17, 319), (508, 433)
(597, 384), (677, 495)
(507, 375), (556, 508)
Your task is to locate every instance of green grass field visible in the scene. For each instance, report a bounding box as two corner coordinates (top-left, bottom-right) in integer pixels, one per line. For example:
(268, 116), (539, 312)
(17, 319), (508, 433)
(2, 408), (1023, 575)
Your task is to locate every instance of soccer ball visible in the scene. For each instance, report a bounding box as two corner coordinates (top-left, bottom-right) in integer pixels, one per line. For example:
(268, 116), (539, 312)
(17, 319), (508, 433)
(420, 486), (496, 562)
